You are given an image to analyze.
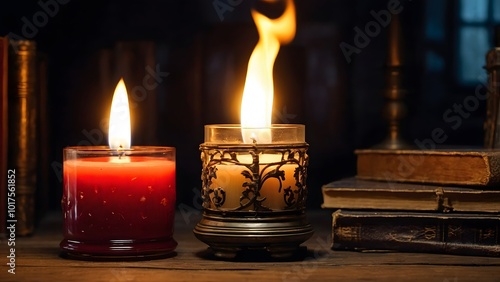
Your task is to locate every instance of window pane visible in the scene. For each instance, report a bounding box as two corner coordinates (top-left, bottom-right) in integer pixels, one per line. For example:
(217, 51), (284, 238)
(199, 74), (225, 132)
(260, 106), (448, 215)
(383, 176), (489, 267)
(425, 0), (445, 41)
(459, 27), (489, 83)
(460, 0), (488, 22)
(493, 0), (500, 22)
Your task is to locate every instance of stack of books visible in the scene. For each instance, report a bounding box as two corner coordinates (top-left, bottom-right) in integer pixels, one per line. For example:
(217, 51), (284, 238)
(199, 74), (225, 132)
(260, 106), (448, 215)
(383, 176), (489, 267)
(322, 149), (500, 257)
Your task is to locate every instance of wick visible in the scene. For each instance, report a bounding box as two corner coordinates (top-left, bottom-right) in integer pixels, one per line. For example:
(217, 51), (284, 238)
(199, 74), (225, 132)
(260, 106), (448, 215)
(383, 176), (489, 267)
(251, 137), (257, 144)
(118, 145), (125, 159)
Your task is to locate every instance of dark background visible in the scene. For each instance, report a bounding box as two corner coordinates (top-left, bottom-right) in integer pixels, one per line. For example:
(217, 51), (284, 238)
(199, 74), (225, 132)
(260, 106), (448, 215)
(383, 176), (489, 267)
(0, 0), (490, 214)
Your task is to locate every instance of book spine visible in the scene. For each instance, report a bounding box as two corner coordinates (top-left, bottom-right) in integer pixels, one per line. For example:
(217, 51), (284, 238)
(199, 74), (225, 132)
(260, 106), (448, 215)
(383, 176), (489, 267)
(8, 40), (38, 236)
(332, 211), (500, 257)
(355, 150), (500, 186)
(0, 37), (7, 237)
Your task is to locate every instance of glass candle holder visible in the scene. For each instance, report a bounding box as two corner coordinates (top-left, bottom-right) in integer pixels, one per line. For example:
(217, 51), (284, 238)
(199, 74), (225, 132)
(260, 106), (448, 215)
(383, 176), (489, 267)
(60, 146), (177, 259)
(194, 124), (313, 259)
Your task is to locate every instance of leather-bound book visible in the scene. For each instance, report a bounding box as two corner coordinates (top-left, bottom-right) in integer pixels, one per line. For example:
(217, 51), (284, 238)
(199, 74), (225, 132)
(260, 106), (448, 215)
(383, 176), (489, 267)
(332, 210), (500, 257)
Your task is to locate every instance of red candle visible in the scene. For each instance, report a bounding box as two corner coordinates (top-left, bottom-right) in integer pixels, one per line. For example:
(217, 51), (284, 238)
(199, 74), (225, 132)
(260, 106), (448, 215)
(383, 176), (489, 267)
(60, 147), (177, 257)
(60, 79), (177, 258)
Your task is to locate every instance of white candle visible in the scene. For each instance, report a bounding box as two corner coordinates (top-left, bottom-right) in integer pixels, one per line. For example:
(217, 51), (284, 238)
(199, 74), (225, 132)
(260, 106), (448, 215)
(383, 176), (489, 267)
(209, 153), (298, 210)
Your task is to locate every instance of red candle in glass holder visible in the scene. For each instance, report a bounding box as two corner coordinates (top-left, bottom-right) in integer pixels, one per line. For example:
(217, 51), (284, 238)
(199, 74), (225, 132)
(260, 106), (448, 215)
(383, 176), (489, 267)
(60, 79), (177, 258)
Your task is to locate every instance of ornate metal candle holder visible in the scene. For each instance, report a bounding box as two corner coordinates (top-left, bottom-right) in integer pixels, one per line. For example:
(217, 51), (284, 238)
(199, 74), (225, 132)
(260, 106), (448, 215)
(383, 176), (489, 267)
(194, 124), (313, 259)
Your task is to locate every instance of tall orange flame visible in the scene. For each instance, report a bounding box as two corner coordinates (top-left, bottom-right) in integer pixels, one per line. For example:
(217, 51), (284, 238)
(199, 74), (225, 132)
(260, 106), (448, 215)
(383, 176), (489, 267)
(240, 0), (296, 144)
(108, 78), (131, 150)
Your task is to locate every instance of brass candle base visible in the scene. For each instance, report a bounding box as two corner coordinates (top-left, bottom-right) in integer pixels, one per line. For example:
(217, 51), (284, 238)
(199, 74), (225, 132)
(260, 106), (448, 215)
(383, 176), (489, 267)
(194, 210), (313, 259)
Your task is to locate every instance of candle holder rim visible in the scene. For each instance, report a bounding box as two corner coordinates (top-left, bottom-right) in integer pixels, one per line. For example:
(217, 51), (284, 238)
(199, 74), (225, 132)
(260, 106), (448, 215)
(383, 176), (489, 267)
(204, 124), (305, 129)
(199, 143), (309, 149)
(204, 124), (306, 144)
(63, 146), (176, 158)
(64, 145), (175, 152)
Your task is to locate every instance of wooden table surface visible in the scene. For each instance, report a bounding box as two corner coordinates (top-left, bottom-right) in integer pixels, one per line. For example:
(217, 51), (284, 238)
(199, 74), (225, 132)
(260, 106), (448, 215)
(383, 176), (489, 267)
(1, 209), (499, 282)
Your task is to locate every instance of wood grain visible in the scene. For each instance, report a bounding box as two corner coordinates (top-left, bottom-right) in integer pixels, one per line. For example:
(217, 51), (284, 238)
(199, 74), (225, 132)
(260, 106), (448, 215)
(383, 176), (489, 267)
(1, 210), (499, 281)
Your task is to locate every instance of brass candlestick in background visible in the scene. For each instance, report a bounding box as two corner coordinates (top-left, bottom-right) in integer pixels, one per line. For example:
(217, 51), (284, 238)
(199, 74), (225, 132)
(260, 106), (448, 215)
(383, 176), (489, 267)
(373, 14), (413, 150)
(484, 26), (500, 149)
(8, 40), (38, 236)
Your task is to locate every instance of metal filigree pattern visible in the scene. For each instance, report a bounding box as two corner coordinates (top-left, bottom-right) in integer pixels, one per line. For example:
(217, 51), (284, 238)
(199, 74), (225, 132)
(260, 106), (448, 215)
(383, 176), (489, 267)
(199, 160), (226, 208)
(200, 144), (308, 212)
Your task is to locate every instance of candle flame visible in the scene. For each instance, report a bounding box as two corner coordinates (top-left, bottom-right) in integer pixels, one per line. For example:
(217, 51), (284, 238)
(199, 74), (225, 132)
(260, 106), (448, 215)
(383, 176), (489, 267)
(240, 0), (296, 144)
(108, 78), (131, 150)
